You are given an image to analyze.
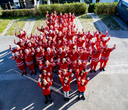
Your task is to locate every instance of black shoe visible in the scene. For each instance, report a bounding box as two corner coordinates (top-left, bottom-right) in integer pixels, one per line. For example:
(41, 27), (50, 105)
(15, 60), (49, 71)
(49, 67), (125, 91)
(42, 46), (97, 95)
(67, 98), (69, 101)
(22, 73), (24, 76)
(64, 98), (66, 101)
(45, 100), (48, 104)
(94, 70), (96, 73)
(78, 96), (80, 100)
(31, 73), (33, 76)
(24, 71), (27, 75)
(50, 99), (53, 103)
(102, 68), (105, 71)
(34, 72), (36, 75)
(100, 68), (102, 71)
(82, 96), (85, 100)
(90, 70), (92, 73)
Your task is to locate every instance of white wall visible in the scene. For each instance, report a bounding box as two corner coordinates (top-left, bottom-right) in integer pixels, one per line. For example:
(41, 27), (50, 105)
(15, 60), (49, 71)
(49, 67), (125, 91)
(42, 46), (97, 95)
(100, 0), (115, 3)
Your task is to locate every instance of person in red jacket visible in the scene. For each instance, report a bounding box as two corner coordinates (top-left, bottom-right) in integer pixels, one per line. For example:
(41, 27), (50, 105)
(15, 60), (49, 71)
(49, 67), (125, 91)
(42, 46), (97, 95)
(58, 73), (74, 101)
(75, 70), (88, 83)
(24, 49), (36, 75)
(12, 52), (26, 75)
(77, 77), (90, 100)
(100, 44), (116, 71)
(38, 78), (53, 104)
(15, 29), (26, 39)
(90, 47), (101, 73)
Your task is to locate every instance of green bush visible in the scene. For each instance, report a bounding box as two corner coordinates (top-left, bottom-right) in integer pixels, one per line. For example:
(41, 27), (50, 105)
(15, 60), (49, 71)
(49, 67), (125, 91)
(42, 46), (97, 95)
(94, 2), (118, 14)
(1, 3), (87, 17)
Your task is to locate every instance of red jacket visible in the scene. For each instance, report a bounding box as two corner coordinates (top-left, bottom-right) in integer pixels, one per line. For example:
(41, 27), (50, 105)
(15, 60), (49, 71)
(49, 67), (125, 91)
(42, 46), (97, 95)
(79, 52), (89, 61)
(77, 79), (89, 92)
(56, 51), (66, 60)
(12, 55), (24, 67)
(38, 81), (52, 95)
(45, 51), (54, 61)
(24, 52), (34, 65)
(68, 51), (79, 62)
(101, 47), (115, 60)
(91, 50), (101, 63)
(59, 76), (73, 92)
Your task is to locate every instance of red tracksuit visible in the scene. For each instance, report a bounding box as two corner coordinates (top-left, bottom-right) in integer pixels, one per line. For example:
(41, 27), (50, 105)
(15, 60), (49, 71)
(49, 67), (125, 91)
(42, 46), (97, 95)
(91, 50), (101, 71)
(24, 52), (35, 74)
(12, 55), (26, 75)
(100, 47), (115, 69)
(35, 51), (44, 67)
(38, 81), (52, 95)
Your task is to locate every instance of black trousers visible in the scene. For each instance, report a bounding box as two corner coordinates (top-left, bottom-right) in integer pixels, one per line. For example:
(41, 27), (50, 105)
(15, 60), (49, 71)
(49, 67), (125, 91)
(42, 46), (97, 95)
(44, 94), (51, 101)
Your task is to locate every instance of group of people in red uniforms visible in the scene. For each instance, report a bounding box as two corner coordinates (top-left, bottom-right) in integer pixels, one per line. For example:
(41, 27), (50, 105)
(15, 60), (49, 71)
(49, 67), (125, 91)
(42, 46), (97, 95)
(10, 11), (116, 104)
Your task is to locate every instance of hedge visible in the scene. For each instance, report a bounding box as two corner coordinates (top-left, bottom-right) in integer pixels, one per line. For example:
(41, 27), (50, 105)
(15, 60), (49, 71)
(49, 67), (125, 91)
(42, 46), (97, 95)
(0, 6), (2, 16)
(1, 3), (87, 17)
(88, 2), (118, 14)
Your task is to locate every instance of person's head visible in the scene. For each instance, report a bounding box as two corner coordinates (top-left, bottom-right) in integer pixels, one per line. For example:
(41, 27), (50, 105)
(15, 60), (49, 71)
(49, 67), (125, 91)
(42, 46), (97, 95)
(28, 42), (31, 47)
(58, 40), (61, 45)
(99, 31), (102, 35)
(68, 39), (72, 44)
(15, 45), (20, 50)
(78, 60), (82, 65)
(62, 58), (66, 63)
(81, 79), (85, 85)
(43, 70), (47, 76)
(47, 47), (51, 53)
(78, 36), (81, 41)
(25, 49), (29, 54)
(64, 77), (69, 84)
(19, 39), (23, 43)
(63, 69), (67, 75)
(42, 79), (48, 86)
(59, 48), (62, 53)
(36, 47), (40, 52)
(88, 31), (90, 34)
(15, 52), (19, 56)
(79, 71), (84, 76)
(105, 45), (108, 49)
(41, 26), (44, 30)
(45, 60), (49, 66)
(72, 47), (76, 53)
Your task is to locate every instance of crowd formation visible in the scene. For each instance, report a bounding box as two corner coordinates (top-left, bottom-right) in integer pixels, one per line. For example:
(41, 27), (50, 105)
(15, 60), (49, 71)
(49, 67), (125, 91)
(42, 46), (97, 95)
(10, 11), (116, 104)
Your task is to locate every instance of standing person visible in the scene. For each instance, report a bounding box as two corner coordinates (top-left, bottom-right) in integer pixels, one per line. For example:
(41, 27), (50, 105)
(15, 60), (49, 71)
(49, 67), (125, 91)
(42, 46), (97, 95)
(12, 52), (26, 76)
(100, 44), (116, 71)
(90, 47), (101, 73)
(58, 73), (74, 101)
(77, 77), (90, 100)
(24, 49), (36, 75)
(38, 78), (53, 104)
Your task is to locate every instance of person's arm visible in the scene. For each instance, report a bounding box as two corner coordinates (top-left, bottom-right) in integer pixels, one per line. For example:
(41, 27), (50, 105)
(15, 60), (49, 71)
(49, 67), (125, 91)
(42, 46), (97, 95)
(109, 44), (116, 52)
(69, 73), (74, 83)
(84, 77), (90, 86)
(12, 53), (15, 60)
(38, 78), (42, 88)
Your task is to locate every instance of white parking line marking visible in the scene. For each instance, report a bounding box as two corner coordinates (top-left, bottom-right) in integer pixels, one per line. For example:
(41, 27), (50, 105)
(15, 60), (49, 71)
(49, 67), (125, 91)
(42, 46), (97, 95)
(13, 70), (38, 83)
(43, 102), (54, 110)
(22, 103), (34, 110)
(10, 107), (16, 110)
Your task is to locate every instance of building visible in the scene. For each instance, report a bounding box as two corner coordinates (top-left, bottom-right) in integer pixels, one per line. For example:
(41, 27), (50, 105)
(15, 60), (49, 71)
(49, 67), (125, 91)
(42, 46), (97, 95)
(0, 0), (38, 9)
(92, 0), (118, 3)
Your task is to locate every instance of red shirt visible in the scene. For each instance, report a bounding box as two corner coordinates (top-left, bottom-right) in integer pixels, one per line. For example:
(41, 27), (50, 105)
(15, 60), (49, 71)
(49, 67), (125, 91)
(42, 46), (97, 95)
(77, 79), (89, 92)
(59, 76), (73, 92)
(68, 51), (79, 62)
(38, 81), (52, 95)
(59, 71), (72, 79)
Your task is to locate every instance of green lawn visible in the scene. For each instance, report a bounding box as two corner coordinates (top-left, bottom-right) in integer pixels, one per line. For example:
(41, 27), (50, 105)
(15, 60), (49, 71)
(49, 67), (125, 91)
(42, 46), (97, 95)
(79, 14), (97, 32)
(32, 16), (46, 34)
(0, 18), (12, 34)
(98, 14), (124, 30)
(5, 16), (34, 35)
